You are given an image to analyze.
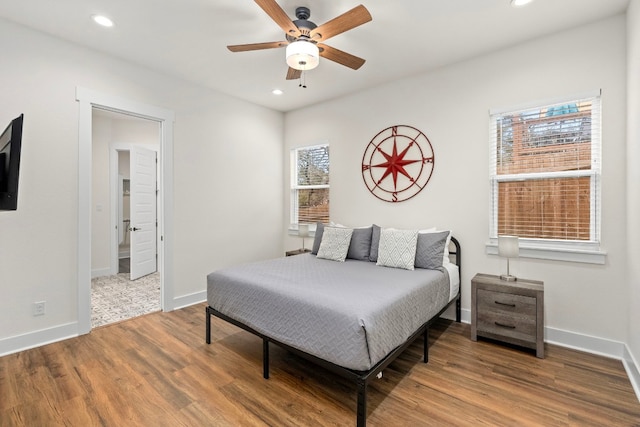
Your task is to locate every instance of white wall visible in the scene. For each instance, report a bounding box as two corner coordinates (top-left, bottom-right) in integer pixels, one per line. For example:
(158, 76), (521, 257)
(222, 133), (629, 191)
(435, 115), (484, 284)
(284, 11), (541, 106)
(172, 100), (285, 299)
(284, 16), (628, 348)
(626, 0), (640, 392)
(0, 18), (283, 352)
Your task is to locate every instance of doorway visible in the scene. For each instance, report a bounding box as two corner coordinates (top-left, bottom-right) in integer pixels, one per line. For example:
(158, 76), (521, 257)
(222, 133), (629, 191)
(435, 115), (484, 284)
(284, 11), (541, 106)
(91, 109), (160, 327)
(76, 87), (175, 335)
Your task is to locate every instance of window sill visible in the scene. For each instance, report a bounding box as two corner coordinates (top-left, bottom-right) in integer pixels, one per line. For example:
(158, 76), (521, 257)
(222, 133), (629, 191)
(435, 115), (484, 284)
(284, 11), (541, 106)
(485, 241), (606, 264)
(287, 227), (317, 237)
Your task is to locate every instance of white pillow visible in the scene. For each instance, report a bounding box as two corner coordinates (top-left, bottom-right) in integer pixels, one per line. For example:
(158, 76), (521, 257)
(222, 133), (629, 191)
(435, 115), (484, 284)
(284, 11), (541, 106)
(442, 230), (453, 264)
(376, 228), (419, 270)
(419, 227), (437, 233)
(316, 226), (354, 262)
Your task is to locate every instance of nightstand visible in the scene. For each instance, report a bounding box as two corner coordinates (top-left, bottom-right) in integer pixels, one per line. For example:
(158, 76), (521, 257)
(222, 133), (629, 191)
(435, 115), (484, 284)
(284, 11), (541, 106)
(285, 248), (311, 256)
(471, 273), (544, 358)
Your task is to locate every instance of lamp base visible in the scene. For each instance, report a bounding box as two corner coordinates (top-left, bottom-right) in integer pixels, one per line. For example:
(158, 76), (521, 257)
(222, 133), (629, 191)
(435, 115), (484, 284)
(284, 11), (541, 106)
(500, 274), (517, 282)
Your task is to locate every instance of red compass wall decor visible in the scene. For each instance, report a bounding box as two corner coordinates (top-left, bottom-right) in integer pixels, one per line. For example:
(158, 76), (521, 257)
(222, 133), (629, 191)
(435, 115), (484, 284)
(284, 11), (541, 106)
(361, 125), (435, 202)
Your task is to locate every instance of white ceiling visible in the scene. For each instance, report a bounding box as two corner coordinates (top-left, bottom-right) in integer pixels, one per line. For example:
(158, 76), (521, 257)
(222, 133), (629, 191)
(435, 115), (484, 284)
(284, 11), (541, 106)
(0, 0), (629, 112)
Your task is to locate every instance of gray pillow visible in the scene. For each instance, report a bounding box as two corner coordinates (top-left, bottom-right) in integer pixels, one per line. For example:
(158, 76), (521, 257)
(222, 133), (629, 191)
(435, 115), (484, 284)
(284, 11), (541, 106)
(347, 226), (373, 260)
(415, 230), (450, 269)
(369, 224), (381, 262)
(311, 222), (324, 255)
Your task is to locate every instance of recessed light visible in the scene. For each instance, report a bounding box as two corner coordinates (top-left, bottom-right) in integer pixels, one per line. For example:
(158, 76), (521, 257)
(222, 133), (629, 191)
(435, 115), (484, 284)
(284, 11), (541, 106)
(511, 0), (534, 7)
(272, 89), (283, 95)
(92, 15), (114, 27)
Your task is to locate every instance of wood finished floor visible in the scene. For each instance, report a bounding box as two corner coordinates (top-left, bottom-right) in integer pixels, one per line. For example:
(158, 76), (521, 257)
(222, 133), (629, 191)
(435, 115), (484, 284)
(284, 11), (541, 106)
(1, 303), (639, 426)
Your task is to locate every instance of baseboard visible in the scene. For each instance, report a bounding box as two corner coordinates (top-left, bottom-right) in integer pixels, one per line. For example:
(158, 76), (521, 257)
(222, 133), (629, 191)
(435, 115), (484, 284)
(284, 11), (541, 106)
(0, 292), (205, 357)
(441, 306), (471, 324)
(545, 326), (626, 359)
(91, 267), (111, 278)
(442, 311), (627, 360)
(623, 345), (640, 402)
(0, 322), (78, 357)
(172, 290), (206, 311)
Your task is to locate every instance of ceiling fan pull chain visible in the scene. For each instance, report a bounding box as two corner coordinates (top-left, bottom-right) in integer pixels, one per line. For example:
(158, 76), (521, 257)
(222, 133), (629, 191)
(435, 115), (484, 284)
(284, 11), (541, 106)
(299, 71), (307, 89)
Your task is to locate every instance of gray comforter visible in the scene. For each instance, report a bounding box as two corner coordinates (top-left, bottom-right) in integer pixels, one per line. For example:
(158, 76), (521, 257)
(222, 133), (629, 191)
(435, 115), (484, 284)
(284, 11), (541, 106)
(207, 254), (450, 371)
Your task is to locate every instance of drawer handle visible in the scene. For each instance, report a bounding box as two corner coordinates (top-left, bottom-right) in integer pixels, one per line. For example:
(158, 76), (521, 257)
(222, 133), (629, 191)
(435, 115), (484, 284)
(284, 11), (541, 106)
(495, 301), (516, 308)
(495, 321), (516, 329)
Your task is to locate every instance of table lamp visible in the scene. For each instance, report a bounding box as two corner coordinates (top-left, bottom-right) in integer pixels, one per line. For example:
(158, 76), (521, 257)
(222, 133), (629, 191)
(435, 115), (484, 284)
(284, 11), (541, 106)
(298, 224), (309, 251)
(498, 235), (519, 281)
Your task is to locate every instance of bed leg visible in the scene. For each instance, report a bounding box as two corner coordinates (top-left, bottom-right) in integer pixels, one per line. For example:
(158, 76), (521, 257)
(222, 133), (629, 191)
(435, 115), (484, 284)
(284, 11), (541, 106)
(205, 306), (211, 344)
(356, 378), (366, 427)
(423, 327), (429, 363)
(263, 339), (270, 379)
(456, 296), (461, 323)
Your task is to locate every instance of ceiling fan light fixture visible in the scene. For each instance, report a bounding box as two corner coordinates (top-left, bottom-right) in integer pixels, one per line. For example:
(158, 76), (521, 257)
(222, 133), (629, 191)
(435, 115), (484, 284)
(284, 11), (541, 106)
(286, 40), (319, 71)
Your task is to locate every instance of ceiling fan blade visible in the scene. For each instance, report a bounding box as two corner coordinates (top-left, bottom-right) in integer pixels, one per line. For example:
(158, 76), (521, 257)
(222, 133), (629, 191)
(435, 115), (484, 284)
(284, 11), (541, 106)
(310, 5), (372, 42)
(227, 41), (287, 52)
(318, 44), (366, 70)
(286, 67), (302, 80)
(254, 0), (300, 38)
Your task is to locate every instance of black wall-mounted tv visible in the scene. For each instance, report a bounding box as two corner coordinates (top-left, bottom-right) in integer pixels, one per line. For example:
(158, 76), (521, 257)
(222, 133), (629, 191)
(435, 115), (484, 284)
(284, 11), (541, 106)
(0, 114), (24, 211)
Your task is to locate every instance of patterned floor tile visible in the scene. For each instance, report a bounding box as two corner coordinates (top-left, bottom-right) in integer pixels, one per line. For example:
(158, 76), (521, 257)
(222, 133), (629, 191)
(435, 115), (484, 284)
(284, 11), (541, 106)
(91, 272), (160, 328)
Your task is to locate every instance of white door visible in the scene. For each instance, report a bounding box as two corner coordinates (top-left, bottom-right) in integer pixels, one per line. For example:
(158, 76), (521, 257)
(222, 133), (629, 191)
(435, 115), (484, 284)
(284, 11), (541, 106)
(129, 146), (157, 280)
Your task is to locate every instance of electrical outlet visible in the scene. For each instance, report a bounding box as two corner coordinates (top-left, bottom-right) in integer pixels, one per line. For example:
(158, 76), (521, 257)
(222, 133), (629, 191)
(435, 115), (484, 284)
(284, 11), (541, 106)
(33, 301), (45, 316)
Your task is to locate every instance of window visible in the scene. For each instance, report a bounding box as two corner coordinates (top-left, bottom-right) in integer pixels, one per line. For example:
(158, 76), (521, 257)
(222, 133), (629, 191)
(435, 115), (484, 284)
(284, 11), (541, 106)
(291, 143), (329, 227)
(489, 93), (601, 251)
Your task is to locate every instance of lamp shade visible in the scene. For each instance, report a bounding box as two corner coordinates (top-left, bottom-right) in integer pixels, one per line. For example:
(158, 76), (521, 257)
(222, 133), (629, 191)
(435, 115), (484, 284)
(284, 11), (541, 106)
(298, 224), (309, 238)
(498, 235), (519, 258)
(286, 41), (319, 71)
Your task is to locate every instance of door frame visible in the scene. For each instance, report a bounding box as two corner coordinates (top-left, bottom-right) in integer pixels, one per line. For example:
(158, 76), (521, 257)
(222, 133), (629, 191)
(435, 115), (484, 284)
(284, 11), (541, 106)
(110, 143), (160, 278)
(76, 87), (175, 335)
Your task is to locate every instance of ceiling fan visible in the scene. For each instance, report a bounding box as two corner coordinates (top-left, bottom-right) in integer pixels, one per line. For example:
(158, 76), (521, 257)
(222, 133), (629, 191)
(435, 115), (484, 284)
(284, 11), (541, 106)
(227, 0), (372, 80)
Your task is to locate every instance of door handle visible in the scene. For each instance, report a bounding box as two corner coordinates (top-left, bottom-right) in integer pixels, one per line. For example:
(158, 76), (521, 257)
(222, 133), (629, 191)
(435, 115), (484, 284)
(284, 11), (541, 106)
(129, 227), (141, 231)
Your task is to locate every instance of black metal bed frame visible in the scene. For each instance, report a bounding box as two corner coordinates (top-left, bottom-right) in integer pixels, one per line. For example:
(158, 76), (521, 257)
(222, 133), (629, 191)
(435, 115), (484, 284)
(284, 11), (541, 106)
(206, 236), (461, 427)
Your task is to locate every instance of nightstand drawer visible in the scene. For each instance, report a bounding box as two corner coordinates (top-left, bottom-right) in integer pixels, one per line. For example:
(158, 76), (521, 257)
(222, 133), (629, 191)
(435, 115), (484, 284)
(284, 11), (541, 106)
(477, 289), (536, 317)
(477, 310), (537, 342)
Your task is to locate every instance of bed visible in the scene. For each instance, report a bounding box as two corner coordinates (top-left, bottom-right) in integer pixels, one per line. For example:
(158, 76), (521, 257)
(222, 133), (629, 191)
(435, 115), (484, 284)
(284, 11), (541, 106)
(206, 226), (461, 427)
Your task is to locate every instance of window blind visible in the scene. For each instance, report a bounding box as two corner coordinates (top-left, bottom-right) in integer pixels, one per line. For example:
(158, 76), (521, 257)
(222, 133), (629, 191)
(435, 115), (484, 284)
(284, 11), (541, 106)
(489, 94), (601, 243)
(291, 144), (330, 225)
